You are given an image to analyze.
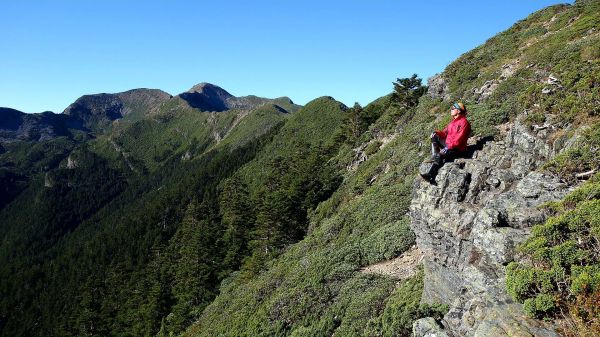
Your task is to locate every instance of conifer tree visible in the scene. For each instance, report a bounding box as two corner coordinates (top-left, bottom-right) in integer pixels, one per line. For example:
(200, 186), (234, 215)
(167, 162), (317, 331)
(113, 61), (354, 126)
(218, 176), (254, 274)
(168, 200), (218, 334)
(392, 74), (426, 108)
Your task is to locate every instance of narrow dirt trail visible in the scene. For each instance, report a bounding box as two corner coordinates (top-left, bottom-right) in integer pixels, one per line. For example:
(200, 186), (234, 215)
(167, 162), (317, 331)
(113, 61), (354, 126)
(360, 245), (423, 280)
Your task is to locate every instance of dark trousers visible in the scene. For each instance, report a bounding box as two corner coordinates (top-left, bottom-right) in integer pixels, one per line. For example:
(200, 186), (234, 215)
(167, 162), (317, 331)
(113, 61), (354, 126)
(431, 134), (458, 162)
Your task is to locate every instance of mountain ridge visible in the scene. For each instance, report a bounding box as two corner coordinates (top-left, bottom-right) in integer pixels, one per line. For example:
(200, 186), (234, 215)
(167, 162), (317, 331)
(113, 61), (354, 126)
(186, 1), (600, 336)
(0, 83), (301, 142)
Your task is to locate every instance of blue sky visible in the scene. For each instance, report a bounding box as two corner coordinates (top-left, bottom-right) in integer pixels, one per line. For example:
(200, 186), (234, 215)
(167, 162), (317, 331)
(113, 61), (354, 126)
(1, 0), (572, 113)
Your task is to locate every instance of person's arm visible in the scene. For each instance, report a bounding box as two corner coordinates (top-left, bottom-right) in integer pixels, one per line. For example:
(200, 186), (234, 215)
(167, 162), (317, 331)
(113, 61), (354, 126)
(435, 127), (447, 139)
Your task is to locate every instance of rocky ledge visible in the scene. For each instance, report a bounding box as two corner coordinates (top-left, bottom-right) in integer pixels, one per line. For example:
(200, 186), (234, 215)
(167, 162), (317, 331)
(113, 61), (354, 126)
(409, 121), (576, 337)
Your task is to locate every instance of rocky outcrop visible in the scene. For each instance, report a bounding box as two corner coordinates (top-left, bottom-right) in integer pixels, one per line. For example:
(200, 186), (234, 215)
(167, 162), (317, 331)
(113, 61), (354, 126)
(427, 74), (450, 100)
(409, 121), (575, 336)
(413, 317), (450, 337)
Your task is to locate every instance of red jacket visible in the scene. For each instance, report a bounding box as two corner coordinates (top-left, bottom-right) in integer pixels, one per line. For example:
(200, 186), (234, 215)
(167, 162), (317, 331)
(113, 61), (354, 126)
(436, 115), (471, 152)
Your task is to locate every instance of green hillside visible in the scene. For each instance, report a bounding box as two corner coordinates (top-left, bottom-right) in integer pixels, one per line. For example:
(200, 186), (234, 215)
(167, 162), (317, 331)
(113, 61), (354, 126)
(187, 1), (600, 336)
(0, 92), (347, 336)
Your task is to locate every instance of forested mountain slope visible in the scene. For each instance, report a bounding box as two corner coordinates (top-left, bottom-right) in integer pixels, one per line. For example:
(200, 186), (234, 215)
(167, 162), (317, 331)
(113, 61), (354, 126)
(0, 85), (311, 336)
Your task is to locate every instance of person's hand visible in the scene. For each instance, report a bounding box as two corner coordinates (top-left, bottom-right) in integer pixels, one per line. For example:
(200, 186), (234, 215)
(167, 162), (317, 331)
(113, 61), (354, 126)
(440, 147), (448, 155)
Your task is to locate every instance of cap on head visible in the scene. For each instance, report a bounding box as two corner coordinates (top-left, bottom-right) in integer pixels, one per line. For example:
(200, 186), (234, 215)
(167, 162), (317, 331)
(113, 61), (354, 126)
(453, 102), (467, 114)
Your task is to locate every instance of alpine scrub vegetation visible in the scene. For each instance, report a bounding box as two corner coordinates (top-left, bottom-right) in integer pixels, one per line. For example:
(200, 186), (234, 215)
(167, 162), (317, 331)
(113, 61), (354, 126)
(506, 174), (600, 336)
(542, 122), (600, 182)
(443, 0), (599, 138)
(505, 116), (600, 334)
(188, 0), (600, 335)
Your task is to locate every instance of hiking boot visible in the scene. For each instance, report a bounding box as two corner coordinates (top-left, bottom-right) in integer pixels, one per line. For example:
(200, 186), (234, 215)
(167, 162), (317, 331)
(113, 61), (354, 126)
(424, 154), (442, 165)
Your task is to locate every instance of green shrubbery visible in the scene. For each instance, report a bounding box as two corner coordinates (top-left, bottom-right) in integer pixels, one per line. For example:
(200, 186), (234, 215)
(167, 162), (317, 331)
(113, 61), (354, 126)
(360, 218), (415, 265)
(506, 175), (600, 334)
(543, 122), (600, 182)
(2, 2), (599, 336)
(364, 271), (449, 337)
(466, 105), (509, 138)
(188, 80), (436, 336)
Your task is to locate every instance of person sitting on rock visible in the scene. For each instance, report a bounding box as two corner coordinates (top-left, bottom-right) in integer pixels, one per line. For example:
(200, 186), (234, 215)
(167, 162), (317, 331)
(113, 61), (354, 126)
(431, 102), (471, 162)
(420, 102), (471, 181)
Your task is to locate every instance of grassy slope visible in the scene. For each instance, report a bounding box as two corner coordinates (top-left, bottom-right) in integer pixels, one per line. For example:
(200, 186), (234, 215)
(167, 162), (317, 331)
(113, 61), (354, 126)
(1, 1), (597, 336)
(187, 1), (600, 336)
(445, 1), (599, 136)
(212, 104), (289, 151)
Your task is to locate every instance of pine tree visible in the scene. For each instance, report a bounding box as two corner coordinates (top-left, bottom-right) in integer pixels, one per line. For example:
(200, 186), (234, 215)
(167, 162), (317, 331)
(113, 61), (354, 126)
(218, 176), (254, 274)
(168, 200), (219, 334)
(348, 102), (364, 142)
(392, 74), (427, 108)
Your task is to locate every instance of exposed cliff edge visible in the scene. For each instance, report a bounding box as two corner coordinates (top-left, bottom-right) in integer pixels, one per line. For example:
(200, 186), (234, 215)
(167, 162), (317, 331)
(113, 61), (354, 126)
(409, 120), (580, 336)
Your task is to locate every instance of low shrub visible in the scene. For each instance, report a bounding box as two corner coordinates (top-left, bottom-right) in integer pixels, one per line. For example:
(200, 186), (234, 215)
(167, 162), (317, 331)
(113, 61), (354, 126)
(506, 176), (600, 335)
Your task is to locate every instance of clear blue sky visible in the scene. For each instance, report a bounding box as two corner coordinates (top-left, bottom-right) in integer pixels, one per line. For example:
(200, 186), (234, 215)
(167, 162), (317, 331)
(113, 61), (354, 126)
(0, 0), (572, 113)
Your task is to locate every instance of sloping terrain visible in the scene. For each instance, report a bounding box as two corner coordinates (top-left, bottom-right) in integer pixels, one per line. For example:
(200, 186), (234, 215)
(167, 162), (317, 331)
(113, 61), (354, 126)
(178, 82), (300, 113)
(63, 88), (172, 131)
(187, 1), (599, 336)
(0, 1), (598, 336)
(0, 107), (87, 142)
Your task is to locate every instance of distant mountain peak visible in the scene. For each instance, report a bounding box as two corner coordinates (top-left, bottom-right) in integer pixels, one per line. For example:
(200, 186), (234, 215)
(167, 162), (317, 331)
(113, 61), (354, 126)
(187, 82), (233, 97)
(179, 82), (300, 113)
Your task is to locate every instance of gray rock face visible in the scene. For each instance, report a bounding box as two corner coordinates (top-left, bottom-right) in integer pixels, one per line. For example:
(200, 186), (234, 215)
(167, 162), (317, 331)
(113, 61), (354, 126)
(427, 74), (450, 100)
(473, 80), (499, 102)
(409, 120), (573, 336)
(413, 317), (450, 337)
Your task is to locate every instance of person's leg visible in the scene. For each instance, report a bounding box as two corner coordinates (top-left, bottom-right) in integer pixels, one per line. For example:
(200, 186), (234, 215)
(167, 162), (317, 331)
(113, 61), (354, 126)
(429, 134), (446, 165)
(442, 149), (456, 162)
(422, 134), (446, 182)
(431, 134), (446, 156)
